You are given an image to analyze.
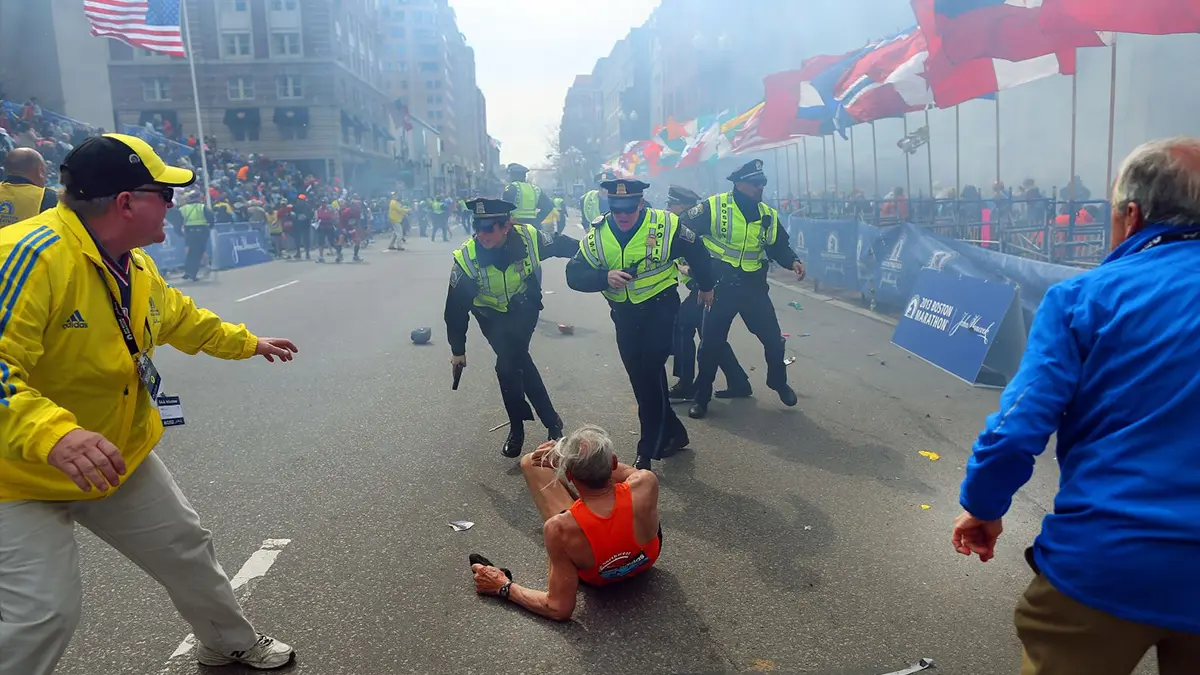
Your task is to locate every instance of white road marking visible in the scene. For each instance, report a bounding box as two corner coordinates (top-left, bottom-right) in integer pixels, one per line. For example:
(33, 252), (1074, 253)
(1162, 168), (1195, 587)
(236, 280), (299, 303)
(161, 538), (292, 670)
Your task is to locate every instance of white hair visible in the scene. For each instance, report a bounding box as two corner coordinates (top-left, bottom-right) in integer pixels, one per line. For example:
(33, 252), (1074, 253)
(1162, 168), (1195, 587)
(553, 424), (615, 489)
(1113, 137), (1200, 226)
(58, 188), (115, 220)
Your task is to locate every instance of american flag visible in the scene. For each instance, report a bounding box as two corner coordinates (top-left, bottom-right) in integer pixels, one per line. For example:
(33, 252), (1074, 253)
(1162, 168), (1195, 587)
(84, 0), (186, 58)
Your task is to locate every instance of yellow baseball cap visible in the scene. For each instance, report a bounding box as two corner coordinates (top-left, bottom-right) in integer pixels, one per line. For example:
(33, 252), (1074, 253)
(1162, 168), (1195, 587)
(60, 133), (196, 199)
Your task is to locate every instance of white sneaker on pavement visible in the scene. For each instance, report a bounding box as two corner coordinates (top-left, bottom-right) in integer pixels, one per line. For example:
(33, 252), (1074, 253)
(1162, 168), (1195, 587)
(196, 632), (295, 669)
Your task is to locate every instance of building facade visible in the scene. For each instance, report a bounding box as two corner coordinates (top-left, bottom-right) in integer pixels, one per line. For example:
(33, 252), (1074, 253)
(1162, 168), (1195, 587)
(379, 0), (487, 195)
(106, 0), (396, 189)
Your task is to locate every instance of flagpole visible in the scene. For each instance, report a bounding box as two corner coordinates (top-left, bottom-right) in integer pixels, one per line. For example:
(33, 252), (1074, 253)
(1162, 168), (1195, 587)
(832, 133), (840, 197)
(181, 0), (212, 212)
(849, 125), (857, 194)
(955, 105), (961, 197)
(772, 147), (782, 203)
(924, 108), (934, 201)
(784, 140), (794, 198)
(821, 135), (829, 194)
(994, 93), (1001, 188)
(871, 121), (879, 199)
(1105, 41), (1119, 193)
(903, 114), (912, 199)
(1069, 71), (1078, 204)
(802, 138), (810, 196)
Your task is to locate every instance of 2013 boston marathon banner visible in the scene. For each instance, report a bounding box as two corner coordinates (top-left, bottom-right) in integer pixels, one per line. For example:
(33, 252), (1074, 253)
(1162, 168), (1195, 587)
(787, 217), (1082, 386)
(787, 218), (1082, 329)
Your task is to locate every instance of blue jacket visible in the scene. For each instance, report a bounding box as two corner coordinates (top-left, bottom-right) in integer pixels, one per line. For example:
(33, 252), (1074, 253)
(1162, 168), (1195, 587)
(961, 222), (1200, 634)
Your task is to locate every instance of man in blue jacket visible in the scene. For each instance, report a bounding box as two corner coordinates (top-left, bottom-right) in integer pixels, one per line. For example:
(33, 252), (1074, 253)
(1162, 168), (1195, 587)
(952, 137), (1200, 674)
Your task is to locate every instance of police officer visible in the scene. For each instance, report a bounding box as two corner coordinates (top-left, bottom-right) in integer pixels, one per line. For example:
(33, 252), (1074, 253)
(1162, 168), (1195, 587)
(665, 185), (751, 402)
(502, 164), (554, 227)
(445, 198), (579, 457)
(565, 179), (715, 470)
(579, 170), (616, 231)
(679, 160), (806, 420)
(0, 147), (57, 228)
(177, 191), (213, 281)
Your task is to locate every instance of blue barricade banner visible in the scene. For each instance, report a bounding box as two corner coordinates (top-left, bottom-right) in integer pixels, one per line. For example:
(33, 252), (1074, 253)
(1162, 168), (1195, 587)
(789, 217), (1084, 333)
(891, 269), (1026, 387)
(140, 227), (188, 270)
(211, 228), (272, 270)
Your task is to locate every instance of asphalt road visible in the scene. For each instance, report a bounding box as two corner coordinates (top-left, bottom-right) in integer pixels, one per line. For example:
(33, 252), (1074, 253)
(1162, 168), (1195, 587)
(50, 217), (1148, 675)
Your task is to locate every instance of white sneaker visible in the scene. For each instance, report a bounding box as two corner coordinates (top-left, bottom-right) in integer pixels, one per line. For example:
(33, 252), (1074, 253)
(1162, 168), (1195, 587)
(196, 632), (295, 669)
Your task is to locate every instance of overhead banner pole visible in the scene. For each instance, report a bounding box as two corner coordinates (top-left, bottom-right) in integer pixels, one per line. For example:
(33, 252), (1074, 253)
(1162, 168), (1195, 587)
(924, 108), (934, 200)
(785, 139), (794, 197)
(832, 133), (840, 196)
(994, 93), (1001, 188)
(955, 106), (961, 197)
(903, 115), (912, 199)
(1069, 71), (1079, 203)
(822, 135), (829, 194)
(802, 138), (810, 196)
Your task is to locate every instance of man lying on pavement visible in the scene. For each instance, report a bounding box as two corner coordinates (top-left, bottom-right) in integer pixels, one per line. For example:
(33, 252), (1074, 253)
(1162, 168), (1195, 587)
(469, 424), (662, 620)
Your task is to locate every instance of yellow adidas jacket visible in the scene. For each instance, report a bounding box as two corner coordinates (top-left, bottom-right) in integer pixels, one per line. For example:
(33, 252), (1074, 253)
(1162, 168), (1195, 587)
(0, 205), (259, 502)
(389, 199), (409, 224)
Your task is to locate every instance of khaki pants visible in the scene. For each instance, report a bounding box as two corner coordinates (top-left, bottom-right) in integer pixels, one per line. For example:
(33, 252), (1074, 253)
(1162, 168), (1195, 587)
(0, 452), (258, 675)
(1016, 574), (1200, 675)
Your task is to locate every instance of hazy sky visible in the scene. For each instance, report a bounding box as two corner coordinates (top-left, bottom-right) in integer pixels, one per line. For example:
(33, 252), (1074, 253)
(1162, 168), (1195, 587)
(452, 0), (659, 166)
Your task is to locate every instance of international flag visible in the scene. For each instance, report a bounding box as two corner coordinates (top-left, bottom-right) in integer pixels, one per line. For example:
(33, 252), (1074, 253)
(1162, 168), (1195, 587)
(1040, 0), (1200, 35)
(760, 49), (869, 141)
(911, 0), (1104, 65)
(832, 28), (934, 127)
(84, 0), (186, 58)
(924, 48), (1075, 108)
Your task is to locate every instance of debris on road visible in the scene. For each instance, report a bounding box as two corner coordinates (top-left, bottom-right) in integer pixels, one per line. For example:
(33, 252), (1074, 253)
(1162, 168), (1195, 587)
(784, 356), (797, 366)
(920, 504), (932, 510)
(557, 323), (575, 335)
(449, 521), (474, 532)
(782, 333), (791, 338)
(918, 450), (941, 461)
(880, 658), (934, 674)
(545, 290), (555, 294)
(488, 421), (510, 433)
(788, 301), (803, 310)
(410, 327), (432, 344)
(799, 332), (811, 338)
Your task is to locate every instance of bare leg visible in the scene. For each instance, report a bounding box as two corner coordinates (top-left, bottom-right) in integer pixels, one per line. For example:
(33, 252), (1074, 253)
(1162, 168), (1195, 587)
(519, 453), (576, 523)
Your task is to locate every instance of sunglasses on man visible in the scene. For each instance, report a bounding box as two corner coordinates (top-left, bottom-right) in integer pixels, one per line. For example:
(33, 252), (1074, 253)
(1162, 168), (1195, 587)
(472, 219), (505, 233)
(131, 186), (176, 203)
(608, 201), (642, 214)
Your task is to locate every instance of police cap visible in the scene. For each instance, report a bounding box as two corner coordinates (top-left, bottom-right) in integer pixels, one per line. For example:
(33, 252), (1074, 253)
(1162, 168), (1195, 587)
(727, 159), (768, 185)
(506, 163), (529, 176)
(667, 185), (702, 208)
(465, 197), (515, 226)
(599, 179), (649, 212)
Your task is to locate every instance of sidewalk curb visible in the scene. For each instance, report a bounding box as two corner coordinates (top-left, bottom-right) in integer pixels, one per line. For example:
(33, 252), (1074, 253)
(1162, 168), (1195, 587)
(767, 278), (899, 327)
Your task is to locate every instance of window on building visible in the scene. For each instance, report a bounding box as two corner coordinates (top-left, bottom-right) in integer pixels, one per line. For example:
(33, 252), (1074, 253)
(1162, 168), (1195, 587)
(416, 28), (436, 41)
(228, 76), (255, 100)
(418, 61), (437, 73)
(394, 45), (407, 58)
(400, 80), (408, 89)
(396, 62), (409, 73)
(394, 10), (405, 21)
(425, 79), (441, 89)
(221, 0), (248, 11)
(390, 27), (405, 39)
(418, 44), (438, 58)
(221, 32), (252, 58)
(271, 32), (302, 56)
(270, 0), (298, 10)
(142, 78), (171, 102)
(277, 75), (303, 99)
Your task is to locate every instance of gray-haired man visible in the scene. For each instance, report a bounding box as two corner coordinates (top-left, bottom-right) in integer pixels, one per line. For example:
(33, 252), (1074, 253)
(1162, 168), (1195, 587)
(469, 425), (662, 620)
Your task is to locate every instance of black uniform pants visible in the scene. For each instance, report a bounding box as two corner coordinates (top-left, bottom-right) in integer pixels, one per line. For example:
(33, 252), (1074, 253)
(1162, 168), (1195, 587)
(695, 279), (788, 404)
(612, 291), (687, 460)
(674, 288), (750, 388)
(478, 307), (558, 431)
(430, 214), (450, 241)
(183, 226), (210, 278)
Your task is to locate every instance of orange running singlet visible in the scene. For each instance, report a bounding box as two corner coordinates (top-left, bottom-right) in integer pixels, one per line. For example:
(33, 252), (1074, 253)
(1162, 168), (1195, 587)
(570, 482), (661, 586)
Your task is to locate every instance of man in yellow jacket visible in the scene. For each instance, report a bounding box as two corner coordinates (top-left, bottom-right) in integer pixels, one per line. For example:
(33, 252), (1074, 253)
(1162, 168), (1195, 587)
(0, 134), (298, 674)
(388, 191), (409, 250)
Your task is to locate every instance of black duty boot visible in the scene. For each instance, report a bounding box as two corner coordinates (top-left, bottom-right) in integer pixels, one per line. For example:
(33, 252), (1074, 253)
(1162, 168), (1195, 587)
(634, 455), (653, 471)
(661, 430), (690, 458)
(547, 416), (565, 441)
(667, 382), (695, 402)
(502, 427), (525, 458)
(688, 401), (708, 419)
(714, 384), (753, 399)
(776, 384), (798, 407)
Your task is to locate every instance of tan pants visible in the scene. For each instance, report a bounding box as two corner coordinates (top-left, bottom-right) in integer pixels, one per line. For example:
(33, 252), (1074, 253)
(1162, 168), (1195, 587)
(0, 452), (258, 675)
(1016, 574), (1200, 675)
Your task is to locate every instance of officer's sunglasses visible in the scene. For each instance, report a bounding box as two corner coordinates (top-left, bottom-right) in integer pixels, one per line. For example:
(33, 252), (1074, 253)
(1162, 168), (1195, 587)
(130, 186), (175, 203)
(609, 201), (642, 214)
(473, 219), (503, 234)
